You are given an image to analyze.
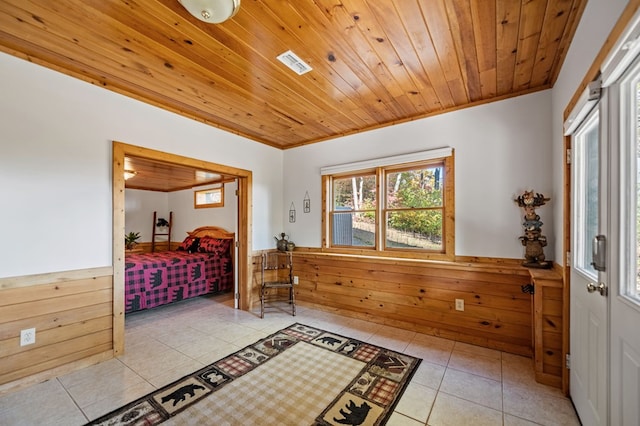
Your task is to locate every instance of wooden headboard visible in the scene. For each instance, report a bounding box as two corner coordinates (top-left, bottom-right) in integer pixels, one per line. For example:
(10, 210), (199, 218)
(187, 226), (235, 241)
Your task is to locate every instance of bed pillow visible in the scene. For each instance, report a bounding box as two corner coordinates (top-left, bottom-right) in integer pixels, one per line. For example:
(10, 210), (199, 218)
(177, 236), (201, 253)
(198, 236), (231, 255)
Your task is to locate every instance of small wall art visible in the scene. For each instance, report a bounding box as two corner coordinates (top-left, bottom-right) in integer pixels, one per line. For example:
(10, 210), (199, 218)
(289, 202), (296, 223)
(303, 191), (310, 213)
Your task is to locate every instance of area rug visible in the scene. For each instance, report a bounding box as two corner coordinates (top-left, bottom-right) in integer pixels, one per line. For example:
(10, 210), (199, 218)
(87, 323), (421, 425)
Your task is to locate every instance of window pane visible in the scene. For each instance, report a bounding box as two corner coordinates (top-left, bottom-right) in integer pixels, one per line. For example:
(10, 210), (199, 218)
(332, 212), (375, 247)
(575, 115), (598, 278)
(197, 190), (221, 204)
(386, 210), (442, 250)
(386, 167), (443, 209)
(333, 175), (376, 210)
(194, 186), (224, 208)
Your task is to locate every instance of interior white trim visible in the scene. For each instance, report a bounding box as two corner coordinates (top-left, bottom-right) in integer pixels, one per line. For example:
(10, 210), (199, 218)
(602, 7), (640, 88)
(564, 79), (601, 136)
(320, 147), (452, 175)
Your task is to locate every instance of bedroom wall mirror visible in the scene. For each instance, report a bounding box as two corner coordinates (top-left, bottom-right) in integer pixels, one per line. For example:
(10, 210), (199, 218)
(194, 185), (224, 208)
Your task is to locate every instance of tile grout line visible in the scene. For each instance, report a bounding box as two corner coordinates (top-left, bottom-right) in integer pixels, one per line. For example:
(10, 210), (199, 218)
(57, 377), (90, 424)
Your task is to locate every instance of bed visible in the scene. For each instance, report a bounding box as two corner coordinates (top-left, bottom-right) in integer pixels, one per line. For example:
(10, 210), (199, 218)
(124, 226), (234, 314)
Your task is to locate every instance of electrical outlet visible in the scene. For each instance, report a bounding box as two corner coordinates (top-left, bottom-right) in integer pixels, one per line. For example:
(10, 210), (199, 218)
(455, 299), (464, 311)
(293, 276), (299, 285)
(20, 328), (36, 346)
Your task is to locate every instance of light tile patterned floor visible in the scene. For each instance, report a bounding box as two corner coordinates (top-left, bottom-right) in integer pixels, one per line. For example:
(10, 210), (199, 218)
(0, 294), (580, 425)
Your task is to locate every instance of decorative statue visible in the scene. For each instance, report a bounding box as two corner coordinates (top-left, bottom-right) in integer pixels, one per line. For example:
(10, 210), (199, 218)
(514, 190), (551, 268)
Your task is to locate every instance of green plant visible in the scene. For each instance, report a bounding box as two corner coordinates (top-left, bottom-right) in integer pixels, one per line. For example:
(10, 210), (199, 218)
(125, 231), (141, 250)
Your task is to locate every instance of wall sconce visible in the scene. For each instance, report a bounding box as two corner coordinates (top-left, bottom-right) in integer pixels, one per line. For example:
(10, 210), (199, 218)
(178, 0), (240, 24)
(124, 170), (137, 180)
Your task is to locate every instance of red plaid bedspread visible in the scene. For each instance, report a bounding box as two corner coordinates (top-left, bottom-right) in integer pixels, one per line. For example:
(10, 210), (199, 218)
(124, 251), (233, 313)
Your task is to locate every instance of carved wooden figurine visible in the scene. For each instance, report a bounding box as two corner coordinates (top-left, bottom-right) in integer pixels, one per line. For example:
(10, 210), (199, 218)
(514, 190), (551, 268)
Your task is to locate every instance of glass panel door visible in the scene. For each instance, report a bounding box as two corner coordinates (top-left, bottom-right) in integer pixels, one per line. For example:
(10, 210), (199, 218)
(609, 45), (640, 426)
(570, 106), (608, 425)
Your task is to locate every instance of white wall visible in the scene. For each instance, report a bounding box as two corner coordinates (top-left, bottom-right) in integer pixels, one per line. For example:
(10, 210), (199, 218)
(551, 0), (629, 264)
(125, 189), (169, 241)
(283, 91), (554, 259)
(125, 181), (237, 245)
(168, 181), (238, 240)
(0, 52), (282, 278)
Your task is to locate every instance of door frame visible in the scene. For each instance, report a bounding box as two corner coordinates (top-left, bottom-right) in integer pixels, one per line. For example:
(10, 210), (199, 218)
(111, 141), (253, 356)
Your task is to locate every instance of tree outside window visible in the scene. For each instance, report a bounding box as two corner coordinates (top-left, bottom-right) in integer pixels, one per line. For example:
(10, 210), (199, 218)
(385, 164), (444, 250)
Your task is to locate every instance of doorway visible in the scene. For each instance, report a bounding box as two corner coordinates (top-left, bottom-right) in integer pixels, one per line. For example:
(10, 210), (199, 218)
(565, 17), (640, 422)
(569, 105), (608, 425)
(112, 141), (253, 356)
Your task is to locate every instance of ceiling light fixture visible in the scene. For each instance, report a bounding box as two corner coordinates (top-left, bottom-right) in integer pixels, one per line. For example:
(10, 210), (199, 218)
(124, 170), (137, 180)
(177, 0), (240, 24)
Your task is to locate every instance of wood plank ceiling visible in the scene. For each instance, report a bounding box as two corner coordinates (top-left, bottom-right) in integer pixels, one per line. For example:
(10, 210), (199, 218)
(124, 155), (235, 192)
(0, 0), (585, 150)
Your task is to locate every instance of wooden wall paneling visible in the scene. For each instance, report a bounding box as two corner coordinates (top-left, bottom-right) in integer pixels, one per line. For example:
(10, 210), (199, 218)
(298, 282), (531, 338)
(0, 351), (113, 397)
(0, 276), (111, 306)
(0, 266), (113, 291)
(132, 241), (172, 253)
(0, 303), (112, 342)
(0, 335), (113, 385)
(0, 288), (111, 324)
(291, 252), (534, 356)
(0, 272), (113, 388)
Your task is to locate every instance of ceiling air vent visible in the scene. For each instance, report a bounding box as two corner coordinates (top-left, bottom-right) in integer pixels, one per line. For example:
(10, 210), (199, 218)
(276, 50), (312, 75)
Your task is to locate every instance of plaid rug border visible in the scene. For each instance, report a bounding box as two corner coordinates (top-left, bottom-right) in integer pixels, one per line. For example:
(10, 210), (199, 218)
(86, 323), (421, 426)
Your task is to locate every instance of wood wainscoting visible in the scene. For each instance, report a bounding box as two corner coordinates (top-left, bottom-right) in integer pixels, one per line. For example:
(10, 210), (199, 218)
(0, 267), (114, 393)
(290, 252), (535, 357)
(529, 268), (565, 389)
